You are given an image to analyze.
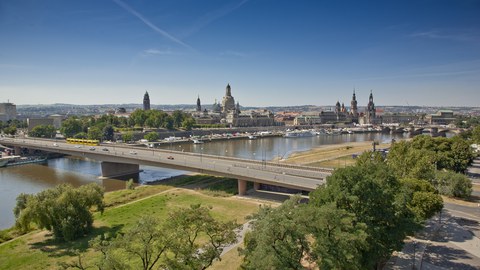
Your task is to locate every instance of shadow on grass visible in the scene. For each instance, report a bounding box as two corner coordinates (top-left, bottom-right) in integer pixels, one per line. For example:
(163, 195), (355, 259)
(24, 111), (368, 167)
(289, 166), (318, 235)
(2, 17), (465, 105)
(156, 174), (251, 196)
(29, 224), (123, 258)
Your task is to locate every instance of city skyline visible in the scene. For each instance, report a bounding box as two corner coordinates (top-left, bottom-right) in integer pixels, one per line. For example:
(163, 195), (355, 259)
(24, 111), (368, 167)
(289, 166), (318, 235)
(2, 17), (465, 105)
(1, 0), (479, 107)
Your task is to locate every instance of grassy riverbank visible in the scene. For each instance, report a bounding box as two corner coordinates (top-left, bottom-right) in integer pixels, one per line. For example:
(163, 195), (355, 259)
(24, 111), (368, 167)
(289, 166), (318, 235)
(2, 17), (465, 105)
(283, 140), (391, 168)
(0, 175), (266, 270)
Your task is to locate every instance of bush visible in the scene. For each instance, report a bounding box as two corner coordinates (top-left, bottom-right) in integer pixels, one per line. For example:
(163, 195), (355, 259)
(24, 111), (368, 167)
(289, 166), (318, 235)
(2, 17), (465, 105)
(435, 170), (472, 199)
(126, 179), (135, 190)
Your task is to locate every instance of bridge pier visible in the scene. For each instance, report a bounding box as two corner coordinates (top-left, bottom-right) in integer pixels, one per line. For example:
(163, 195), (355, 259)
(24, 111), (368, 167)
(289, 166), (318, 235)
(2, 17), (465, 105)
(253, 182), (261, 191)
(101, 161), (140, 179)
(238, 179), (247, 196)
(14, 146), (22, 155)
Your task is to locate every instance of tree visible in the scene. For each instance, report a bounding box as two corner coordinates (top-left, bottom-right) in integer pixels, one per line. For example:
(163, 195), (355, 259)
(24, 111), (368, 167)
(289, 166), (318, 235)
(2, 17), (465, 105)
(122, 132), (134, 143)
(310, 159), (416, 269)
(73, 132), (87, 139)
(130, 109), (147, 127)
(3, 126), (17, 135)
(163, 204), (238, 270)
(28, 125), (56, 138)
(435, 170), (472, 198)
(87, 127), (102, 140)
(15, 183), (104, 241)
(102, 125), (114, 141)
(144, 132), (159, 142)
(182, 118), (196, 131)
(83, 205), (237, 270)
(60, 117), (83, 138)
(242, 196), (367, 270)
(387, 141), (436, 181)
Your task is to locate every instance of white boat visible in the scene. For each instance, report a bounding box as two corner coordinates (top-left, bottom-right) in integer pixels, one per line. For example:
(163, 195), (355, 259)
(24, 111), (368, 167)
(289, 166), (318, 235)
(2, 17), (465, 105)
(248, 135), (257, 140)
(193, 139), (204, 144)
(284, 130), (315, 138)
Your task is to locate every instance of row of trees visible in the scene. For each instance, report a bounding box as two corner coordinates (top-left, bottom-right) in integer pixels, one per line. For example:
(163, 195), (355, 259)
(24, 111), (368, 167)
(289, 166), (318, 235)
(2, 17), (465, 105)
(61, 205), (238, 270)
(54, 109), (195, 141)
(241, 150), (444, 269)
(0, 119), (26, 135)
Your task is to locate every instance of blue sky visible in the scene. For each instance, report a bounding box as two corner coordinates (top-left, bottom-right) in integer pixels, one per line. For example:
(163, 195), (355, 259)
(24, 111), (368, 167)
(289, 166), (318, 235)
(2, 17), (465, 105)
(1, 0), (479, 107)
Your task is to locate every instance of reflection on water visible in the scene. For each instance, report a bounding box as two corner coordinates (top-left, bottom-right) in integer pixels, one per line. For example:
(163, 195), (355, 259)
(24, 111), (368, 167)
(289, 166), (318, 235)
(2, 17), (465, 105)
(0, 133), (407, 229)
(0, 156), (186, 229)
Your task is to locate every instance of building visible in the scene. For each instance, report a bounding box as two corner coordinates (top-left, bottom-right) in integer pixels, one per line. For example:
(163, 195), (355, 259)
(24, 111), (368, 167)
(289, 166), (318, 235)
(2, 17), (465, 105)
(27, 118), (54, 132)
(193, 84), (276, 127)
(143, 91), (151, 110)
(196, 95), (202, 112)
(359, 91), (382, 125)
(426, 110), (456, 125)
(0, 102), (17, 122)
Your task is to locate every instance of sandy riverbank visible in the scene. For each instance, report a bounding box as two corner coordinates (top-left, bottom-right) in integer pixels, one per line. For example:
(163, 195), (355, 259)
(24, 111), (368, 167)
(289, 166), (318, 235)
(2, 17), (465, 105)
(283, 140), (392, 167)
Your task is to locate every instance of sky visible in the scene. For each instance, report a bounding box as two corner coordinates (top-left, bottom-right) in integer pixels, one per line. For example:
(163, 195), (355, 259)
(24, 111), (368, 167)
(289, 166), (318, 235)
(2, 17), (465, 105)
(0, 0), (479, 107)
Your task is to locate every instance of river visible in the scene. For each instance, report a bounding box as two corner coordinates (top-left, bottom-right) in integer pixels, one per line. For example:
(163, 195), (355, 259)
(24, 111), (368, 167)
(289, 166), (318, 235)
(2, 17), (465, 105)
(0, 132), (407, 229)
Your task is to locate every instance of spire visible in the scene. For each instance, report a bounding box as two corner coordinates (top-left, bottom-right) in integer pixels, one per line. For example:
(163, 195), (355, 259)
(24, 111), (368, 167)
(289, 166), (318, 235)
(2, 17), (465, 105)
(226, 83), (231, 96)
(143, 91), (151, 110)
(196, 95), (201, 112)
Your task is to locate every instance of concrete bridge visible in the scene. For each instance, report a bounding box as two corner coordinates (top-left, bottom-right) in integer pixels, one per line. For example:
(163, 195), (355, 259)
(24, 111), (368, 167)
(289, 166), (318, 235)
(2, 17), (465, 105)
(1, 137), (332, 195)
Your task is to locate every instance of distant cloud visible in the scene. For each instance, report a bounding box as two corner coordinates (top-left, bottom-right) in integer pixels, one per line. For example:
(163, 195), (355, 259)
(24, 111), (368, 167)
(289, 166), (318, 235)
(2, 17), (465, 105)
(112, 0), (192, 50)
(181, 0), (249, 38)
(409, 29), (478, 42)
(143, 48), (179, 56)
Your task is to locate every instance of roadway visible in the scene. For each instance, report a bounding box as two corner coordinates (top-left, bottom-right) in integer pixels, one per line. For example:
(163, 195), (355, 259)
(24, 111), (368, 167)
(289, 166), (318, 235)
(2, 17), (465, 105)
(0, 137), (331, 192)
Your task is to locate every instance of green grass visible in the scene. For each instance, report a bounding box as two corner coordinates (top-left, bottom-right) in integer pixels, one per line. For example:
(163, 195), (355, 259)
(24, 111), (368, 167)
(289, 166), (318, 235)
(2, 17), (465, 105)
(0, 185), (261, 270)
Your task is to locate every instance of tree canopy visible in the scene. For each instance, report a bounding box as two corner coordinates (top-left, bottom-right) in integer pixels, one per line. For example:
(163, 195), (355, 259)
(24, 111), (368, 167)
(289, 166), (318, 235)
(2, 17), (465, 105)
(14, 183), (104, 241)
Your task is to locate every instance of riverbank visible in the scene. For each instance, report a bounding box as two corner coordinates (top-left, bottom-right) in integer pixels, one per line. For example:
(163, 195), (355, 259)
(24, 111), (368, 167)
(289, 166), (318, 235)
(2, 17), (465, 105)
(0, 175), (277, 269)
(282, 140), (392, 167)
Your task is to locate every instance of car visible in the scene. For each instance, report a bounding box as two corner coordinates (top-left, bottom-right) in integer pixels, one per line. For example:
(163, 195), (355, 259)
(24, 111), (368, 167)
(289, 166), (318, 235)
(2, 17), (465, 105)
(89, 147), (96, 151)
(129, 151), (137, 155)
(74, 145), (82, 148)
(53, 143), (59, 147)
(167, 156), (174, 160)
(102, 148), (109, 152)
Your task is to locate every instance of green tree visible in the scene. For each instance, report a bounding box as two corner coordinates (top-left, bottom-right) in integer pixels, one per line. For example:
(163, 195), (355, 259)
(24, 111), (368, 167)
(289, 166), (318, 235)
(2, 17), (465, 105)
(144, 132), (159, 142)
(84, 205), (237, 270)
(102, 125), (114, 141)
(3, 126), (17, 135)
(387, 141), (436, 181)
(87, 127), (102, 140)
(435, 170), (472, 198)
(122, 132), (134, 143)
(172, 110), (185, 128)
(15, 183), (104, 241)
(182, 117), (196, 131)
(60, 117), (83, 138)
(242, 197), (367, 270)
(310, 158), (416, 268)
(28, 125), (56, 138)
(73, 132), (87, 139)
(130, 109), (147, 127)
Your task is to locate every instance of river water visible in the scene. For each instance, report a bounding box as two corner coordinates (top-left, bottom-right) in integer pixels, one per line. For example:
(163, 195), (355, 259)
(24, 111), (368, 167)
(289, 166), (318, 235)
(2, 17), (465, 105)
(0, 132), (407, 229)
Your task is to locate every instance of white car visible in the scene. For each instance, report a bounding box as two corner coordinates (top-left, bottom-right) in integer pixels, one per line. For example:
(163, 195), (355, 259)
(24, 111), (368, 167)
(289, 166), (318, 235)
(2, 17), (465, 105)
(129, 151), (137, 155)
(74, 145), (82, 148)
(53, 143), (59, 147)
(89, 147), (96, 151)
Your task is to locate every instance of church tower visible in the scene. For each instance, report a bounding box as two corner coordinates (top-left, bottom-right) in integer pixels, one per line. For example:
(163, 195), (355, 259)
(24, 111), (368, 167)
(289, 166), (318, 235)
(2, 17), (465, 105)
(196, 95), (201, 112)
(366, 90), (376, 123)
(143, 91), (151, 110)
(350, 89), (358, 117)
(221, 83), (236, 113)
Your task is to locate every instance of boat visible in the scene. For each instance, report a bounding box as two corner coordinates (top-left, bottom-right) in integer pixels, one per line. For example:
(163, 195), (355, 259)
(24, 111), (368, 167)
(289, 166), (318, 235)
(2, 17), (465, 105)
(192, 139), (204, 144)
(284, 130), (315, 138)
(248, 135), (257, 140)
(0, 156), (47, 167)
